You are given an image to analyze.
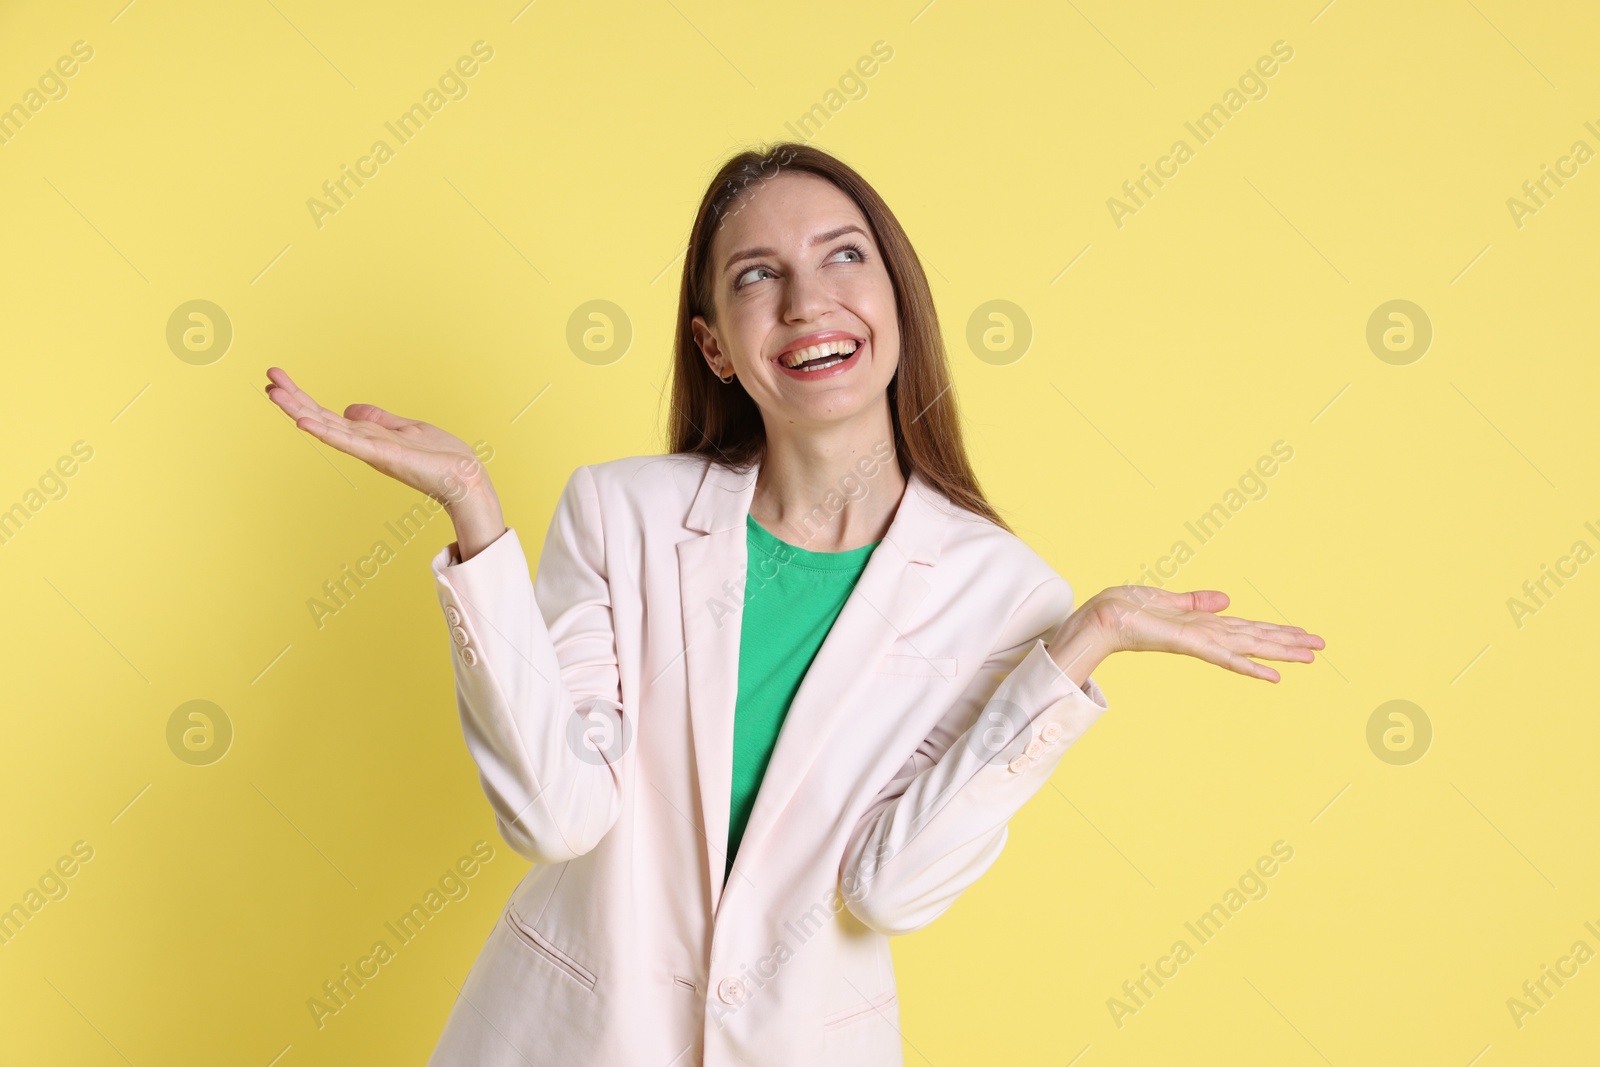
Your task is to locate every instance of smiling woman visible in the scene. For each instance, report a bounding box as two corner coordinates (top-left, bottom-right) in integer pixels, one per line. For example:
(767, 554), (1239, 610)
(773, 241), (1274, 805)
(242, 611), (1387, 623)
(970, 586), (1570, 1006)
(265, 139), (1323, 1067)
(674, 144), (1004, 540)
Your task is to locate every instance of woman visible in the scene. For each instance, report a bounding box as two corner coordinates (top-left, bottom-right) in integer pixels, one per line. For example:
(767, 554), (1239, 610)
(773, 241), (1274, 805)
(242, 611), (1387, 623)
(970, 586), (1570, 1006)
(266, 142), (1322, 1066)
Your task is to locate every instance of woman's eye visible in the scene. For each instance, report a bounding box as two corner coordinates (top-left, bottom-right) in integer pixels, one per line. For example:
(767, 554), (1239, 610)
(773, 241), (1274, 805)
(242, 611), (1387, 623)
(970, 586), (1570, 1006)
(736, 246), (863, 290)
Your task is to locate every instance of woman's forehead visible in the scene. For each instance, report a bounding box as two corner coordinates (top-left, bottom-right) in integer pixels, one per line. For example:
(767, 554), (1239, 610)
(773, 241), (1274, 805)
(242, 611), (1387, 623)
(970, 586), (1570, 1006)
(713, 173), (870, 258)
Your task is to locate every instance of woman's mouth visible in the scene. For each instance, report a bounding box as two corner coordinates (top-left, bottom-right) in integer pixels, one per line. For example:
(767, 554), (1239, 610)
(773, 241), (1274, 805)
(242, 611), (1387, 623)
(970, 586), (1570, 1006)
(773, 338), (863, 380)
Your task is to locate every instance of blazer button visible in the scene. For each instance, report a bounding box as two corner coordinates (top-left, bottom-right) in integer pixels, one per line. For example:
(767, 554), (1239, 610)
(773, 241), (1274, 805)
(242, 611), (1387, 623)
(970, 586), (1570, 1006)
(1024, 738), (1045, 760)
(461, 646), (479, 667)
(717, 977), (747, 1005)
(1007, 754), (1032, 774)
(451, 626), (470, 647)
(445, 605), (461, 627)
(1041, 721), (1064, 743)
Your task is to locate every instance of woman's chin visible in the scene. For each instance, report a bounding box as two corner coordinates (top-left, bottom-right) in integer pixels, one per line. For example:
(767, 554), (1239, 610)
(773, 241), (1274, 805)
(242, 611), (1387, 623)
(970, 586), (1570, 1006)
(772, 389), (887, 427)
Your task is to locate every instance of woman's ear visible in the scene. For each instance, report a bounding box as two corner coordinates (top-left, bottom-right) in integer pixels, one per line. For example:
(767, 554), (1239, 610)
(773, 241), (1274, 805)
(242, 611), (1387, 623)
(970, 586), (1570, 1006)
(691, 314), (727, 376)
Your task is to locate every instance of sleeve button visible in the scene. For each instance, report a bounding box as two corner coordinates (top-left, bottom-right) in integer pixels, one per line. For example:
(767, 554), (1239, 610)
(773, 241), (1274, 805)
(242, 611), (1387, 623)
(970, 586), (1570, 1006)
(451, 626), (470, 647)
(461, 646), (479, 667)
(445, 605), (461, 627)
(1041, 721), (1063, 743)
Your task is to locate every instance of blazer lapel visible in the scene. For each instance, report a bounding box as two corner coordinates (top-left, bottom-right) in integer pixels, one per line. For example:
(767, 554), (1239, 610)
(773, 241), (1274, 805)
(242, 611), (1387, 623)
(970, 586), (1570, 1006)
(676, 457), (950, 919)
(677, 458), (760, 915)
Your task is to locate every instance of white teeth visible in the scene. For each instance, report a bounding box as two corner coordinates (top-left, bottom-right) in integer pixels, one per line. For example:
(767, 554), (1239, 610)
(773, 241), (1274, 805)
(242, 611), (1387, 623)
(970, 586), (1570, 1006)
(781, 339), (860, 367)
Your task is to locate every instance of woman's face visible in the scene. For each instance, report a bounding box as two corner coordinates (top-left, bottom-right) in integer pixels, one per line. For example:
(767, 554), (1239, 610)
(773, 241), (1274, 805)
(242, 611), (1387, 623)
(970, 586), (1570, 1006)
(692, 171), (900, 431)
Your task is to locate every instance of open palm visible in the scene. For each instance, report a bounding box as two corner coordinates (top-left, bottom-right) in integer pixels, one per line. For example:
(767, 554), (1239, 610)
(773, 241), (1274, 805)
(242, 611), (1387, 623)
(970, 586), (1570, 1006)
(264, 366), (486, 507)
(1085, 585), (1324, 683)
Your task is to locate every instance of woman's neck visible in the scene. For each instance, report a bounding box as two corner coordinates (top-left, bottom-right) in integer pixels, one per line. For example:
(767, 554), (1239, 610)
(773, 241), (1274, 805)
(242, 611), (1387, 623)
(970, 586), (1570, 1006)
(750, 408), (906, 553)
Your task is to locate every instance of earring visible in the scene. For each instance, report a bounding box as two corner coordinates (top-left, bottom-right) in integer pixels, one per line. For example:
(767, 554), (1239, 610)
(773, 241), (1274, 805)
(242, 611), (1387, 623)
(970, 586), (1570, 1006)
(718, 367), (735, 384)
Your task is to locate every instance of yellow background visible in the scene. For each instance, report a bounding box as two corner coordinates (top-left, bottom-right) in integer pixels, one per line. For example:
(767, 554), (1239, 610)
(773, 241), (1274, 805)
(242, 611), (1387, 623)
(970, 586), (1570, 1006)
(2, 0), (1596, 1063)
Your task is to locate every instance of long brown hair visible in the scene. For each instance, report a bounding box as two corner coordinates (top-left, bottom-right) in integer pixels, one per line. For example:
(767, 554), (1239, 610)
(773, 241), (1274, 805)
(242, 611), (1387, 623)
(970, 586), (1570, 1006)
(667, 141), (1011, 533)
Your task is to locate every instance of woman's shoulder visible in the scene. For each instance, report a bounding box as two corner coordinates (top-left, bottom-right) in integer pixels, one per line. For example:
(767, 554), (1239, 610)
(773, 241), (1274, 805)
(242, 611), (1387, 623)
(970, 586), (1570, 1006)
(564, 452), (712, 514)
(580, 451), (708, 486)
(930, 490), (1079, 614)
(933, 489), (1057, 569)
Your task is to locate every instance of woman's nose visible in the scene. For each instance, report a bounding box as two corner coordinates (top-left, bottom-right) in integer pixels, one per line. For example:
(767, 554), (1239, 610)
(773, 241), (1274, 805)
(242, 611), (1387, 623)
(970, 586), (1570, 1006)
(781, 271), (832, 323)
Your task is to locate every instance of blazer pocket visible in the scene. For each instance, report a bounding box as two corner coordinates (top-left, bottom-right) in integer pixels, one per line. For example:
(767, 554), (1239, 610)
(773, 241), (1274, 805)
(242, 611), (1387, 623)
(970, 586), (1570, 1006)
(875, 654), (958, 679)
(504, 906), (597, 992)
(823, 988), (898, 1030)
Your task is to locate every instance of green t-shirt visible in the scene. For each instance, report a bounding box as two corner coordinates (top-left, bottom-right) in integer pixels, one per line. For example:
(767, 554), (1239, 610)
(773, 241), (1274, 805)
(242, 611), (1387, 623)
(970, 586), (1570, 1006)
(725, 513), (881, 881)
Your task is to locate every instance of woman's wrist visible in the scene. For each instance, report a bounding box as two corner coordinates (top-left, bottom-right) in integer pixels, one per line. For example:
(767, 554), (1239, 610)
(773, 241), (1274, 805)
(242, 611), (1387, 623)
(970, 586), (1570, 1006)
(1045, 608), (1114, 690)
(446, 486), (506, 563)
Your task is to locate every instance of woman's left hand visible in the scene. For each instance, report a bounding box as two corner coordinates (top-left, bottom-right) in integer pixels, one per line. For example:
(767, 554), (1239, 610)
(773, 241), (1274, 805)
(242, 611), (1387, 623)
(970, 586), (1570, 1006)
(1048, 586), (1325, 685)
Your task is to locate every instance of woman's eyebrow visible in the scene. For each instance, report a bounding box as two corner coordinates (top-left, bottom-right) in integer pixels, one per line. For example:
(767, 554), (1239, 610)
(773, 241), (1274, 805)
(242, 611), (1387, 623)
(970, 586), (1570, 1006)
(722, 224), (869, 276)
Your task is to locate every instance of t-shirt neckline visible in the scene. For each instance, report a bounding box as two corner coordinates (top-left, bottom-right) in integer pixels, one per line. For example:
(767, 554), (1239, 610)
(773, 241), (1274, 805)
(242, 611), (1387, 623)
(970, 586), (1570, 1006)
(745, 513), (881, 571)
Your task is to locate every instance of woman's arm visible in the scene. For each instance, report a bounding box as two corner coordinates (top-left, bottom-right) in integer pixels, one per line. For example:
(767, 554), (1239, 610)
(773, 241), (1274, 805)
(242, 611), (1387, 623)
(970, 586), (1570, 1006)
(839, 580), (1322, 937)
(446, 481), (508, 561)
(264, 367), (627, 865)
(433, 464), (626, 865)
(839, 578), (1102, 937)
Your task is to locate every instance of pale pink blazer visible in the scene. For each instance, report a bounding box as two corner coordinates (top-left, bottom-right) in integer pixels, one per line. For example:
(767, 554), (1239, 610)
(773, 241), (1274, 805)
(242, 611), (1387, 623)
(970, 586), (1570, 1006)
(425, 452), (1110, 1066)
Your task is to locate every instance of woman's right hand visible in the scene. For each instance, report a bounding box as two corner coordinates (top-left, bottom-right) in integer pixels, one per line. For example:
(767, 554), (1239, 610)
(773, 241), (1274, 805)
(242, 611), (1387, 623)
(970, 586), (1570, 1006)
(265, 366), (506, 558)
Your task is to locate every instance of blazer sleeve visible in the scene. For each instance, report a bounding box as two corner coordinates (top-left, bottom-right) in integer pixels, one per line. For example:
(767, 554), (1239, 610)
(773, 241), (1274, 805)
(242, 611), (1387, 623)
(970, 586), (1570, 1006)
(429, 464), (627, 865)
(839, 575), (1109, 936)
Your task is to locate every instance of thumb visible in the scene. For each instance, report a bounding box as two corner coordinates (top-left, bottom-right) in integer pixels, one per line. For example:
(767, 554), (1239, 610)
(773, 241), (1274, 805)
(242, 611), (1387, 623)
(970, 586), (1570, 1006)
(1175, 589), (1230, 614)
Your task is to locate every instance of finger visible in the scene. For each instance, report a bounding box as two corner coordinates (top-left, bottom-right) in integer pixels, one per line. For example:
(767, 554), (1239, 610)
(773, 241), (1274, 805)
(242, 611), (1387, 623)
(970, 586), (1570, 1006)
(1190, 639), (1281, 682)
(1117, 586), (1224, 615)
(266, 382), (321, 424)
(1226, 622), (1325, 651)
(1253, 630), (1320, 653)
(1219, 616), (1325, 648)
(266, 383), (317, 424)
(266, 368), (340, 421)
(266, 366), (312, 405)
(1215, 629), (1317, 664)
(294, 414), (391, 467)
(270, 389), (349, 439)
(344, 403), (413, 431)
(1171, 589), (1230, 614)
(1258, 626), (1325, 650)
(266, 374), (380, 451)
(1264, 627), (1324, 650)
(1235, 656), (1280, 682)
(265, 377), (322, 420)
